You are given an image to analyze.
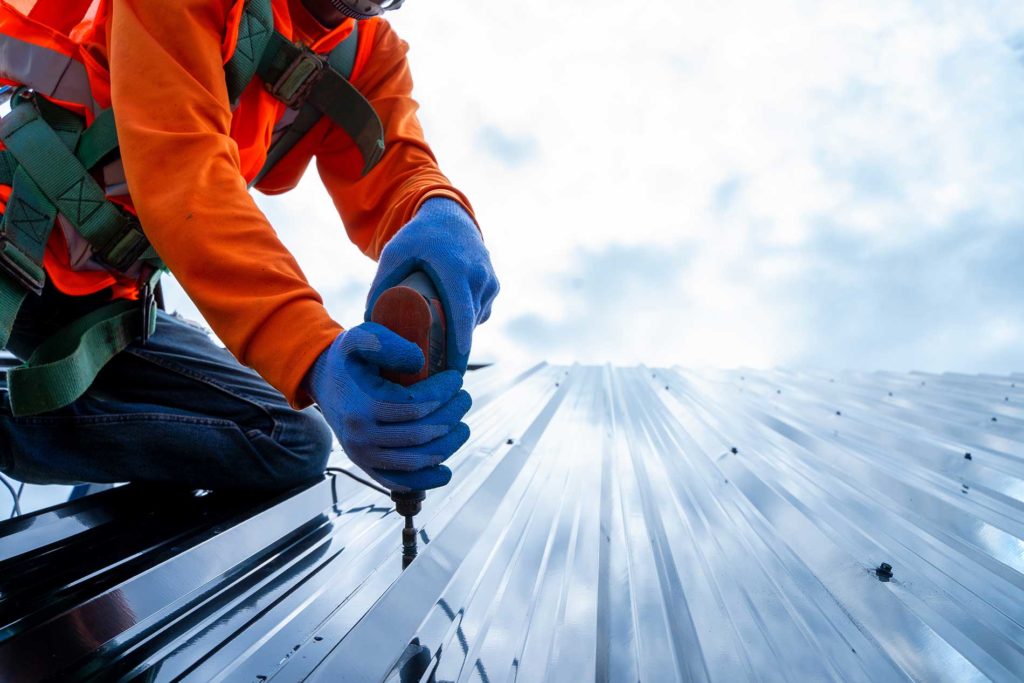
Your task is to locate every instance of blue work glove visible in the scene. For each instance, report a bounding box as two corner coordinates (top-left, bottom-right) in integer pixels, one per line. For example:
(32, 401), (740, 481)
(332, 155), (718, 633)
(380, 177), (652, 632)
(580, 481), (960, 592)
(365, 197), (500, 373)
(306, 322), (472, 492)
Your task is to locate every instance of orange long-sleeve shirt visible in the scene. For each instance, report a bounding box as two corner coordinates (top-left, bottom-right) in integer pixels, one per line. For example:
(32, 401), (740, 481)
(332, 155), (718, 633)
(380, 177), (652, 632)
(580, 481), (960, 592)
(79, 0), (472, 407)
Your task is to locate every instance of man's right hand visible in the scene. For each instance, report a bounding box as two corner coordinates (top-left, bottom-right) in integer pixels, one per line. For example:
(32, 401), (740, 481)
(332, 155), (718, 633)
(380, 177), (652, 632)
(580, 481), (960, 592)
(305, 323), (471, 492)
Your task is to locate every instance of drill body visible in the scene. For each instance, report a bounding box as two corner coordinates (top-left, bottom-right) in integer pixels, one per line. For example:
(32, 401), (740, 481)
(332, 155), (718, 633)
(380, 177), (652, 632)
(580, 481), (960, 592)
(370, 272), (447, 569)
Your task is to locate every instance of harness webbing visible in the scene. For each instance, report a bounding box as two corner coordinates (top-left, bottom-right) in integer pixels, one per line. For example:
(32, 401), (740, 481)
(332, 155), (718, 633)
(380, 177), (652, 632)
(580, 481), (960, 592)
(257, 30), (383, 176)
(76, 108), (120, 171)
(225, 0), (274, 107)
(7, 296), (156, 416)
(225, 0), (383, 180)
(0, 94), (160, 416)
(251, 23), (363, 186)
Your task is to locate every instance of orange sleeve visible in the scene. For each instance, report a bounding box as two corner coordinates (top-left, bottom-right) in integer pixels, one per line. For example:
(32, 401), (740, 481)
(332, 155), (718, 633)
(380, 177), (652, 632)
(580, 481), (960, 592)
(315, 19), (475, 260)
(109, 0), (341, 408)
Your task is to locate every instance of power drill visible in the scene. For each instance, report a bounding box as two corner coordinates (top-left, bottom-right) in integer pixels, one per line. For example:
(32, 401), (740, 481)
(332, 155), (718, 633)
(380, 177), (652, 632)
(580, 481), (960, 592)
(370, 271), (447, 570)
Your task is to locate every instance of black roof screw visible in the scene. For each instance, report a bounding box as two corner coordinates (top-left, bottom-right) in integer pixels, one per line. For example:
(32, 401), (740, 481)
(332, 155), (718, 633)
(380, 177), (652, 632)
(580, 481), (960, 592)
(964, 452), (972, 460)
(875, 562), (894, 581)
(731, 447), (739, 454)
(991, 416), (998, 422)
(888, 391), (893, 397)
(835, 410), (842, 416)
(776, 389), (782, 395)
(665, 386), (670, 390)
(506, 438), (514, 445)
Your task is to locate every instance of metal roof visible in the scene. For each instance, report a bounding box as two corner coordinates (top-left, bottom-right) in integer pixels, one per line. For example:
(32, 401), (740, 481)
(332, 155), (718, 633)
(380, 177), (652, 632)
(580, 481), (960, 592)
(1, 364), (1023, 681)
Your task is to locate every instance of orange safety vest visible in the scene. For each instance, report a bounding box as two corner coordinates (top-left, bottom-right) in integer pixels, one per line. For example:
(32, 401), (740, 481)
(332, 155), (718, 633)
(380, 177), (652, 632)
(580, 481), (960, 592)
(0, 0), (379, 299)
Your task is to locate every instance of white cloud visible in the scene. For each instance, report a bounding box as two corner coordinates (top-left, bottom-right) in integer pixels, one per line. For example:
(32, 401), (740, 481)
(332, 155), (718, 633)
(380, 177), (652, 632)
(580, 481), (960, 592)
(165, 0), (1024, 372)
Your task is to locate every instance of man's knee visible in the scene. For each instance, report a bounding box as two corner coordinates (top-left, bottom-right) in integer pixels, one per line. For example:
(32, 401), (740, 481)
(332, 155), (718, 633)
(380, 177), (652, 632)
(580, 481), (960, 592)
(265, 407), (333, 488)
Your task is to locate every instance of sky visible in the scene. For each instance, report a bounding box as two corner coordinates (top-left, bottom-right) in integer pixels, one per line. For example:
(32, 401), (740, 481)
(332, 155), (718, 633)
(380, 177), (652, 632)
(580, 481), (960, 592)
(162, 0), (1024, 373)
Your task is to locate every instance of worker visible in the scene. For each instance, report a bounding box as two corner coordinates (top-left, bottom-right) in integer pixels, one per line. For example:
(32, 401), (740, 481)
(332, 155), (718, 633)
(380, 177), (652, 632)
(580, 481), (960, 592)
(0, 0), (499, 494)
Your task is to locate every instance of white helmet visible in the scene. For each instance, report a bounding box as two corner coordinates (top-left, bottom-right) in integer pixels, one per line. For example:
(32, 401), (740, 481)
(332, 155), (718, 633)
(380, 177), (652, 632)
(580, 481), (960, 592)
(329, 0), (405, 19)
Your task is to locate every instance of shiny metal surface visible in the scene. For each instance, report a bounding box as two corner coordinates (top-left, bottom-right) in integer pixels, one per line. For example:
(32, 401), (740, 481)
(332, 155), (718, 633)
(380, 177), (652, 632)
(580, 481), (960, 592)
(1, 365), (1022, 681)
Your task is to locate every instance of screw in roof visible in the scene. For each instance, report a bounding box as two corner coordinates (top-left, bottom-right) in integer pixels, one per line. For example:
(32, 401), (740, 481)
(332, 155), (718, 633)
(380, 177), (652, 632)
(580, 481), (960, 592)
(875, 562), (894, 581)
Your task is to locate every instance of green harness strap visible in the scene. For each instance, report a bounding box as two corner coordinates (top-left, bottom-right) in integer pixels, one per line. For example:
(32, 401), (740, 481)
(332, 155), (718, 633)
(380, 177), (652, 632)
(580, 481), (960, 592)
(1, 99), (157, 273)
(226, 0), (383, 180)
(0, 95), (160, 416)
(250, 24), (362, 187)
(7, 296), (156, 416)
(257, 30), (384, 176)
(0, 102), (68, 349)
(225, 0), (274, 106)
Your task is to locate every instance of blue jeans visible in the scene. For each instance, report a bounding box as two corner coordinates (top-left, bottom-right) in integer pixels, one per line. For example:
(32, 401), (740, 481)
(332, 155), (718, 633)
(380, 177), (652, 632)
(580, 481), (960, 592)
(0, 284), (333, 491)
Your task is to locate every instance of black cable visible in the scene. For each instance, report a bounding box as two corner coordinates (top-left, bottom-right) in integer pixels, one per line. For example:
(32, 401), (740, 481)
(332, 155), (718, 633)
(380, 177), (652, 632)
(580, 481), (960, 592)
(1, 473), (21, 518)
(325, 466), (389, 496)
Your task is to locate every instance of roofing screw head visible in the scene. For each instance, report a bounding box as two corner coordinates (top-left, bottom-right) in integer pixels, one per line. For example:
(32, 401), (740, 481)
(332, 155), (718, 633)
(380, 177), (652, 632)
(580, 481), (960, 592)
(964, 452), (972, 460)
(888, 392), (893, 397)
(731, 447), (739, 454)
(665, 386), (670, 390)
(875, 562), (893, 580)
(506, 438), (514, 445)
(835, 410), (842, 416)
(776, 389), (782, 395)
(991, 416), (997, 422)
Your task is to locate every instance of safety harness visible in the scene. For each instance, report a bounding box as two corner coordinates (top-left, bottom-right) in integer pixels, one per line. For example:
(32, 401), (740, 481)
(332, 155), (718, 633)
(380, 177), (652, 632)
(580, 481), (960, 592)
(0, 0), (384, 416)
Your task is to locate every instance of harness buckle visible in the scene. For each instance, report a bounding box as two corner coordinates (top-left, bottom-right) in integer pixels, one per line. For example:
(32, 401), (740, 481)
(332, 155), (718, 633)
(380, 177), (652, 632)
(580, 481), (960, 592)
(0, 238), (44, 295)
(266, 45), (326, 108)
(94, 215), (150, 273)
(139, 278), (155, 345)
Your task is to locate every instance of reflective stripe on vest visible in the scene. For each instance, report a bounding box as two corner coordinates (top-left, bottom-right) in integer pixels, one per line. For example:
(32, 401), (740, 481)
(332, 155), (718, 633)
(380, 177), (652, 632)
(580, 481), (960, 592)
(0, 32), (94, 111)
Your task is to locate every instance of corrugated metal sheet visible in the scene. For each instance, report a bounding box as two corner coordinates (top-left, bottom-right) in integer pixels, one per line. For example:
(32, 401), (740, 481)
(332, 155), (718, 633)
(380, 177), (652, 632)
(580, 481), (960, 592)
(2, 364), (1023, 682)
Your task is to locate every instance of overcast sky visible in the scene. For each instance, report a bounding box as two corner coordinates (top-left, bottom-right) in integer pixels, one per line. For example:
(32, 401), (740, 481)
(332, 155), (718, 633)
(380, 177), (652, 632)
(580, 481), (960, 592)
(164, 0), (1024, 373)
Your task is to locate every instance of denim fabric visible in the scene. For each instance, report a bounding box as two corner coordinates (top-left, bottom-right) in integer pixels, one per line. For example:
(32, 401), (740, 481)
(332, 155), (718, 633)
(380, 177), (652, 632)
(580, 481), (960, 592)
(0, 284), (333, 491)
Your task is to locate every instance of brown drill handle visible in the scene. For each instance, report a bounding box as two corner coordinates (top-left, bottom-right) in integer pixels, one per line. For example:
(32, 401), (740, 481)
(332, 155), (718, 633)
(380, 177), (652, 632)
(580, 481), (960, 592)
(370, 272), (447, 386)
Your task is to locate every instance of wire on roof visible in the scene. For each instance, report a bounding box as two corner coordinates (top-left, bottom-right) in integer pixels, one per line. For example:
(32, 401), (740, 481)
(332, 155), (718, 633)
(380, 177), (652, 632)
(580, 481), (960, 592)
(1, 472), (22, 518)
(325, 466), (389, 496)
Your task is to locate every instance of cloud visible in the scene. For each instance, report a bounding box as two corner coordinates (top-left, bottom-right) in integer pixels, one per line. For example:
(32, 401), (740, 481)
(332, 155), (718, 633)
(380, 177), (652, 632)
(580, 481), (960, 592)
(164, 0), (1024, 374)
(476, 125), (539, 168)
